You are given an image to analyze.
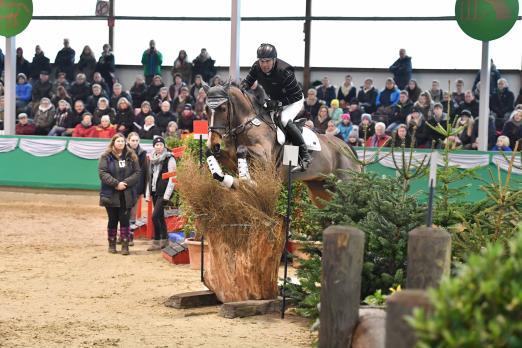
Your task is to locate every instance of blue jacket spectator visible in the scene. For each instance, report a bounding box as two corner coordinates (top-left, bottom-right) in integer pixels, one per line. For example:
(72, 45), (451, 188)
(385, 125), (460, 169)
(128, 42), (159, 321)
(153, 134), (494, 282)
(337, 113), (353, 143)
(16, 73), (32, 102)
(376, 79), (400, 107)
(389, 49), (412, 90)
(316, 76), (336, 107)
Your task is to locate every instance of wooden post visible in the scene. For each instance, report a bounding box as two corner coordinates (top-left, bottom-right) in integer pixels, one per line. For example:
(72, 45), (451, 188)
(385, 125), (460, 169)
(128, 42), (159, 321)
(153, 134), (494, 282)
(386, 290), (431, 348)
(319, 226), (365, 348)
(407, 226), (451, 289)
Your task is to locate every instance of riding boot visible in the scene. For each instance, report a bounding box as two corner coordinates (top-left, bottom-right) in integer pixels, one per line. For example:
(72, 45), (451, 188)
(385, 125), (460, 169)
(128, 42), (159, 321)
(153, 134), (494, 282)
(107, 228), (117, 253)
(121, 239), (130, 256)
(285, 121), (312, 171)
(129, 232), (134, 247)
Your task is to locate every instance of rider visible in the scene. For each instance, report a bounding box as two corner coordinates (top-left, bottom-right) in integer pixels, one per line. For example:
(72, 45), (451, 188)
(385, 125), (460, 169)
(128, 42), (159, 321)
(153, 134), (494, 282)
(240, 43), (311, 171)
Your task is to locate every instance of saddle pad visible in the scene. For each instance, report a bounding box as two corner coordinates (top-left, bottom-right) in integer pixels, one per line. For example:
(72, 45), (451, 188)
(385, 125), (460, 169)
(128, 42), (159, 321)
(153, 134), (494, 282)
(276, 126), (321, 152)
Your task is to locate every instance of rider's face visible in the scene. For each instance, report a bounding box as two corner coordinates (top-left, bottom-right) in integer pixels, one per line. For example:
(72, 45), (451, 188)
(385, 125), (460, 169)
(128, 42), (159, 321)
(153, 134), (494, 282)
(259, 58), (274, 74)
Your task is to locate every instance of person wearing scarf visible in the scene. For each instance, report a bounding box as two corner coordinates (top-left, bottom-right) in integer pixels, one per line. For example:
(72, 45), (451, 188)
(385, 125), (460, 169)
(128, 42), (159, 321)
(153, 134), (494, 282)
(34, 97), (56, 135)
(145, 136), (176, 251)
(365, 122), (391, 148)
(137, 115), (161, 139)
(337, 74), (357, 103)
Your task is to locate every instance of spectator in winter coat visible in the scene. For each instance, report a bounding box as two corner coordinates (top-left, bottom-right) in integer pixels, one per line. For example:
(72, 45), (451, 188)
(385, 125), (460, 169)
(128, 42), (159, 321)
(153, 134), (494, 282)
(52, 72), (70, 95)
(413, 92), (434, 120)
(94, 115), (116, 139)
(426, 103), (448, 148)
(491, 135), (512, 152)
(455, 110), (475, 149)
(490, 78), (515, 122)
(391, 124), (411, 148)
(55, 39), (76, 81)
(389, 48), (412, 90)
(472, 59), (501, 96)
(189, 75), (208, 102)
(471, 114), (497, 150)
(456, 90), (479, 118)
(316, 76), (336, 107)
(303, 88), (323, 121)
(168, 73), (186, 101)
(92, 72), (110, 96)
(48, 100), (74, 136)
(366, 122), (391, 148)
(359, 113), (376, 140)
(452, 79), (466, 105)
(110, 83), (132, 109)
(33, 98), (56, 135)
(348, 130), (363, 147)
(172, 87), (194, 111)
(29, 45), (51, 81)
(375, 78), (401, 124)
(73, 113), (96, 138)
(86, 84), (108, 113)
(405, 79), (421, 103)
(16, 47), (31, 77)
(138, 115), (162, 140)
(152, 87), (169, 114)
(71, 100), (87, 122)
(406, 109), (429, 148)
(164, 120), (180, 140)
(337, 75), (357, 103)
(93, 97), (116, 125)
(69, 73), (91, 103)
(172, 50), (192, 84)
(114, 97), (134, 136)
(348, 99), (363, 125)
(210, 75), (223, 87)
(155, 101), (177, 134)
(51, 86), (72, 107)
(77, 45), (97, 82)
(130, 75), (147, 109)
(428, 80), (444, 103)
(96, 44), (115, 91)
(126, 132), (149, 235)
(32, 70), (53, 105)
(357, 78), (378, 114)
(388, 91), (413, 133)
(336, 113), (353, 143)
(144, 75), (164, 103)
(192, 48), (216, 84)
(15, 73), (32, 111)
(515, 88), (522, 108)
(141, 40), (163, 85)
(329, 99), (343, 124)
(502, 110), (522, 151)
(178, 104), (195, 133)
(15, 113), (35, 135)
(325, 120), (344, 140)
(314, 105), (331, 134)
(134, 101), (154, 130)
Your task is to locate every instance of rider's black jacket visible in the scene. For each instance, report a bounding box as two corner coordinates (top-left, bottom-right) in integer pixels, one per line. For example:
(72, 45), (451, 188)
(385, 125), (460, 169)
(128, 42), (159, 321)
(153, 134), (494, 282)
(241, 59), (303, 106)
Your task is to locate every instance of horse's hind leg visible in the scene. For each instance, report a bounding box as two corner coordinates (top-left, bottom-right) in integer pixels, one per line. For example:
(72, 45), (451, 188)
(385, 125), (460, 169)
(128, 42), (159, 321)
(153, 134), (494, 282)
(304, 180), (332, 208)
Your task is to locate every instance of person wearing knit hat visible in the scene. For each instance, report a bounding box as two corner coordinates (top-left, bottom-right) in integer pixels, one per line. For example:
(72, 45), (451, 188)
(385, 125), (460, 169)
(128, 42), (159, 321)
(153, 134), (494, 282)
(348, 129), (361, 147)
(146, 135), (176, 251)
(16, 73), (32, 112)
(359, 113), (375, 140)
(337, 113), (353, 143)
(329, 98), (343, 124)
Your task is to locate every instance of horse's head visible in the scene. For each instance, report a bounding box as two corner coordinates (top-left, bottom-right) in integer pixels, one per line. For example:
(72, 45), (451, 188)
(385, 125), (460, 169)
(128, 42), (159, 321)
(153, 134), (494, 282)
(205, 83), (257, 156)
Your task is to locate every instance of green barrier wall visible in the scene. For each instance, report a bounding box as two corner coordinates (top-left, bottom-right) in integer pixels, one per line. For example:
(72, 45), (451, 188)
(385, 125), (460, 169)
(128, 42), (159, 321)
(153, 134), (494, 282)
(0, 137), (520, 201)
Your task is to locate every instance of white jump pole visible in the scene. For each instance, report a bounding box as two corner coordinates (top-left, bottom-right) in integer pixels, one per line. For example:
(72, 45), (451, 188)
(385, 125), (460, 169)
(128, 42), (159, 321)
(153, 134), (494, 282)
(229, 0), (241, 83)
(477, 41), (491, 151)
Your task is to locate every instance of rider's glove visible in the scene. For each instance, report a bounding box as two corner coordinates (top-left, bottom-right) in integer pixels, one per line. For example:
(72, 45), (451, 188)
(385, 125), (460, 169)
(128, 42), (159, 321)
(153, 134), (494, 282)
(264, 99), (282, 111)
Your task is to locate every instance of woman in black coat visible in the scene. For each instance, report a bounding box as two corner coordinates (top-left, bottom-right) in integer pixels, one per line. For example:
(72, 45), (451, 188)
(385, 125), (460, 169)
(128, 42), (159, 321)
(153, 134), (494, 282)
(98, 133), (141, 255)
(77, 45), (97, 82)
(126, 132), (149, 244)
(96, 44), (116, 91)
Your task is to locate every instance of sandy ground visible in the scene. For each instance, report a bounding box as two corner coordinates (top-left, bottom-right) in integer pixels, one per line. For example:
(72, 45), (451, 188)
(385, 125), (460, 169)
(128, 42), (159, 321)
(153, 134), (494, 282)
(0, 190), (313, 348)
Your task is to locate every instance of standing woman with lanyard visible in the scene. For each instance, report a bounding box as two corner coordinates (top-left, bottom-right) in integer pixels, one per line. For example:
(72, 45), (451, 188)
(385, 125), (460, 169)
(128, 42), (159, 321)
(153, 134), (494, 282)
(99, 133), (141, 255)
(126, 132), (148, 246)
(146, 136), (176, 251)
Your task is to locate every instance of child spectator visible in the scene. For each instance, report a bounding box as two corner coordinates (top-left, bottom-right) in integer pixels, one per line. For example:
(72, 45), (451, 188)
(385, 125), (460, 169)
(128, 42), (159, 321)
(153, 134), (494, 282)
(336, 114), (353, 143)
(329, 99), (343, 124)
(492, 135), (512, 152)
(15, 73), (32, 113)
(359, 113), (375, 140)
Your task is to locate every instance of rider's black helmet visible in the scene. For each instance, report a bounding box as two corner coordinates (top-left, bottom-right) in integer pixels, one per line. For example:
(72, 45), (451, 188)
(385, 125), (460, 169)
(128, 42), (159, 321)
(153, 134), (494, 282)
(257, 43), (277, 59)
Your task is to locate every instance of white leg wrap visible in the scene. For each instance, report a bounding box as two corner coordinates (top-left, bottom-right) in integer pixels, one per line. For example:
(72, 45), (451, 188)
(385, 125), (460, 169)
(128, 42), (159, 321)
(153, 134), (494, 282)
(221, 175), (234, 188)
(237, 158), (251, 181)
(206, 155), (224, 177)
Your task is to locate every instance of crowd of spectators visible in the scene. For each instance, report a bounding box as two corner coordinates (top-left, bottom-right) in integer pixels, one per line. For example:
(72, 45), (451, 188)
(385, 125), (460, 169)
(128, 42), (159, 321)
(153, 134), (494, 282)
(1, 43), (521, 151)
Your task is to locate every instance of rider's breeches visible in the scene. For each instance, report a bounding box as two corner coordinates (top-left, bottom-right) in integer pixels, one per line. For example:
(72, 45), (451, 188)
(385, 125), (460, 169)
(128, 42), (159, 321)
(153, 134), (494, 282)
(280, 97), (304, 127)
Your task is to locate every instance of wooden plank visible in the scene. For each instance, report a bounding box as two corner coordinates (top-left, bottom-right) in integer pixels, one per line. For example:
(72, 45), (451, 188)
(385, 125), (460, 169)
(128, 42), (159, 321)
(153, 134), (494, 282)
(164, 290), (219, 309)
(218, 299), (280, 319)
(319, 226), (365, 348)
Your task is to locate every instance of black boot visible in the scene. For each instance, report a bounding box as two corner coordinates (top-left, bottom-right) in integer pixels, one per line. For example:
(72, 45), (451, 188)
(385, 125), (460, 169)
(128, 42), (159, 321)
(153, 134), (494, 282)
(121, 239), (130, 256)
(108, 238), (117, 254)
(285, 121), (312, 171)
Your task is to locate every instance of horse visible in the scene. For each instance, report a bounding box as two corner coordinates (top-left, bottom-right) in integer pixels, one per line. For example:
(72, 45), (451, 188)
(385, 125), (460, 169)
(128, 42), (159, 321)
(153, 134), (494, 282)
(206, 84), (360, 206)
